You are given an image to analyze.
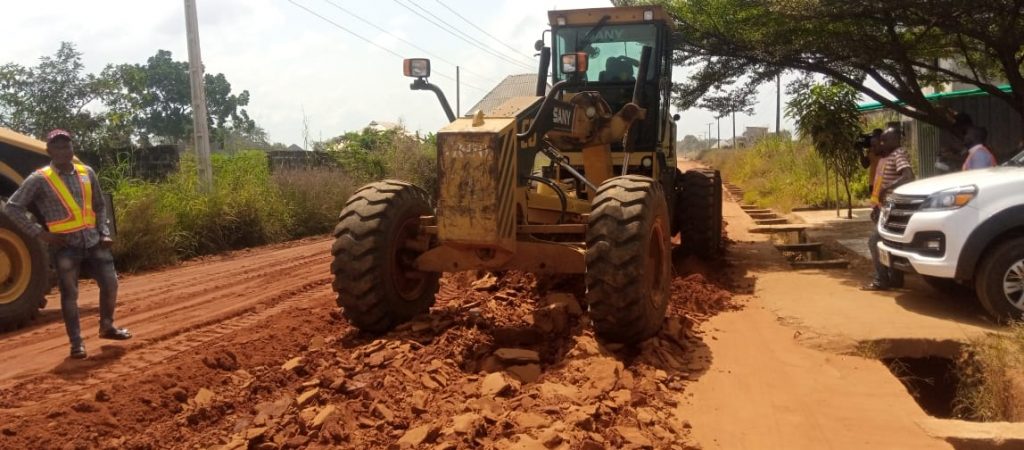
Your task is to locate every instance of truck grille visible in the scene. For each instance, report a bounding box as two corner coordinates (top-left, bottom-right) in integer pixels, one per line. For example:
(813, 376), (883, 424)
(882, 194), (926, 234)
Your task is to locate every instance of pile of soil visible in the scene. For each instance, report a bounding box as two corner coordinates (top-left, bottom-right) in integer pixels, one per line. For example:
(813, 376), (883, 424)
(0, 258), (739, 450)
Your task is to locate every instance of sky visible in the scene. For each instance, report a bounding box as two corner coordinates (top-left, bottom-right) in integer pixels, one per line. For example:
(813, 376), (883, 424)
(5, 0), (797, 147)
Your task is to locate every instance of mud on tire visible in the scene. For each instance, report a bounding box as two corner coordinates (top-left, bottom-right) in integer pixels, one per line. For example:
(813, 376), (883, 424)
(586, 175), (671, 344)
(0, 207), (47, 332)
(331, 180), (439, 333)
(679, 169), (723, 259)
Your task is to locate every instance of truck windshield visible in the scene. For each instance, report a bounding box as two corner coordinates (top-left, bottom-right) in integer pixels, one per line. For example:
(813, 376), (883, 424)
(554, 24), (657, 83)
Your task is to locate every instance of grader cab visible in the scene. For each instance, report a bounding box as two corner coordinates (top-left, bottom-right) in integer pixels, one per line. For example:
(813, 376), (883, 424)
(331, 6), (722, 343)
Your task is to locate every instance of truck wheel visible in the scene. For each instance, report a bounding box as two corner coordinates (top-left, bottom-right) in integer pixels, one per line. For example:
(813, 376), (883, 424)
(679, 169), (723, 258)
(586, 175), (670, 344)
(0, 210), (47, 331)
(331, 180), (439, 333)
(975, 237), (1024, 323)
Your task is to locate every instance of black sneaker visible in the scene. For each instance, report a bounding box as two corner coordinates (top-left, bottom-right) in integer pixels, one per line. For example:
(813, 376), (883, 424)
(70, 345), (87, 359)
(99, 327), (132, 340)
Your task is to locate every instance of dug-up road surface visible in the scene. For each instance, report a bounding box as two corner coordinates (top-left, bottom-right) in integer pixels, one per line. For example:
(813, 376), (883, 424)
(0, 232), (737, 449)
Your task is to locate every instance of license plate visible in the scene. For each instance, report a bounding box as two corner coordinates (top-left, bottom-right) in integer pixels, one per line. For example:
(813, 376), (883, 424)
(879, 249), (891, 267)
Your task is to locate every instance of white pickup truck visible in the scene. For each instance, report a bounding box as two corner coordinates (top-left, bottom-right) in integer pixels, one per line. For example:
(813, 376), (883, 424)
(877, 150), (1024, 322)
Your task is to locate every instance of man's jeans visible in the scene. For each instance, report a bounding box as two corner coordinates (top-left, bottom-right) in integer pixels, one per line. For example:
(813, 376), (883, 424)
(54, 245), (118, 347)
(867, 229), (902, 287)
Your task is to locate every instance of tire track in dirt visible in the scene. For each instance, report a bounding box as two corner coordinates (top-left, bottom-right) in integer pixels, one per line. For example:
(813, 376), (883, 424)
(0, 238), (335, 395)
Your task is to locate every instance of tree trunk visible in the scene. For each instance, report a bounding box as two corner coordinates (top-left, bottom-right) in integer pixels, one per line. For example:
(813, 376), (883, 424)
(834, 163), (840, 217)
(843, 175), (853, 219)
(823, 165), (830, 209)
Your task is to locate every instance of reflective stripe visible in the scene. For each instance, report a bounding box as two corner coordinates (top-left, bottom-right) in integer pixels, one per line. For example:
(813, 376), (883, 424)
(37, 164), (96, 234)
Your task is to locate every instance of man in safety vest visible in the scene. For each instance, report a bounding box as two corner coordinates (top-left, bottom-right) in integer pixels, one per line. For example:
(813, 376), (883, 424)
(2, 129), (131, 359)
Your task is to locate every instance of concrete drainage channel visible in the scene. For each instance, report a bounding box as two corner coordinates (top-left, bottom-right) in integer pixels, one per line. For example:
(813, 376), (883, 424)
(855, 338), (1024, 449)
(723, 182), (849, 270)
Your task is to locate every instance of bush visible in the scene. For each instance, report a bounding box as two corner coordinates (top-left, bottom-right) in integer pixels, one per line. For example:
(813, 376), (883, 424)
(701, 136), (871, 212)
(109, 151), (293, 270)
(954, 323), (1024, 421)
(273, 168), (356, 237)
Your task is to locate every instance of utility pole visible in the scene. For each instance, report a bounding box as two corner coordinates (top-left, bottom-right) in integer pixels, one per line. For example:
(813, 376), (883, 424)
(184, 0), (212, 191)
(732, 111), (737, 149)
(716, 117), (721, 149)
(776, 74), (782, 134)
(456, 66), (461, 117)
(707, 122), (713, 149)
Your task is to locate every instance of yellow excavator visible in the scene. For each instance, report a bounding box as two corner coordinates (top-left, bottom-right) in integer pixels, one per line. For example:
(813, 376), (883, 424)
(0, 128), (52, 331)
(331, 5), (722, 343)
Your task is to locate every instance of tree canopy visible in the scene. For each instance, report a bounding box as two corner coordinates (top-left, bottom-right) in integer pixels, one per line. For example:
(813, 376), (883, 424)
(0, 43), (264, 152)
(616, 0), (1024, 133)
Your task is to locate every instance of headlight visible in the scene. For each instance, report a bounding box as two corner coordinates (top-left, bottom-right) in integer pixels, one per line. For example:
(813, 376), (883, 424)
(919, 185), (977, 211)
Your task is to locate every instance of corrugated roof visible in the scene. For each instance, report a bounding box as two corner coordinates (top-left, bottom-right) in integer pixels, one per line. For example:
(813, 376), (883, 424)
(466, 74), (545, 117)
(857, 84), (1012, 112)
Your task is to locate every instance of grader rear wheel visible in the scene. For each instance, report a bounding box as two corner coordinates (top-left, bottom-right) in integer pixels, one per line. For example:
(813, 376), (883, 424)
(0, 208), (47, 331)
(585, 175), (671, 344)
(331, 180), (439, 333)
(679, 169), (723, 258)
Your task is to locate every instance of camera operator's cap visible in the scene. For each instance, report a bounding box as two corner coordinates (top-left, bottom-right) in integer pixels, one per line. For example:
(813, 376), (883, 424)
(45, 129), (73, 143)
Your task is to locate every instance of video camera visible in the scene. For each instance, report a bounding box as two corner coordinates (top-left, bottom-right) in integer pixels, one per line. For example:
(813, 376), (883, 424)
(854, 133), (874, 150)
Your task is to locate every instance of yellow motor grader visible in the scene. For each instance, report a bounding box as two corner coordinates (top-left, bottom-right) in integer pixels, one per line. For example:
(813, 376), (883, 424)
(0, 128), (52, 331)
(331, 6), (722, 343)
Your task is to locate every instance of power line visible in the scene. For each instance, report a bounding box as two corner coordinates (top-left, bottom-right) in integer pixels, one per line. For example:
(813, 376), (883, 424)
(391, 0), (537, 72)
(288, 0), (488, 93)
(403, 0), (535, 69)
(319, 0), (499, 86)
(434, 0), (535, 62)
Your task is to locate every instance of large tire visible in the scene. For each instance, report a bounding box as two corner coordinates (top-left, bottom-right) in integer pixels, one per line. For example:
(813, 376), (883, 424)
(679, 169), (723, 258)
(0, 208), (47, 332)
(974, 237), (1024, 323)
(586, 175), (670, 344)
(331, 180), (439, 333)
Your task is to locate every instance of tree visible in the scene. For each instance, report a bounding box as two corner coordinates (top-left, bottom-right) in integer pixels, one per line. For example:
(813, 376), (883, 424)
(786, 82), (863, 218)
(616, 0), (1024, 134)
(0, 42), (109, 148)
(699, 87), (755, 148)
(107, 50), (256, 147)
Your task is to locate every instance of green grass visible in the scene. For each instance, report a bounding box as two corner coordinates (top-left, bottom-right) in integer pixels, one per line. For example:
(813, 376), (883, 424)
(699, 137), (870, 212)
(953, 322), (1024, 422)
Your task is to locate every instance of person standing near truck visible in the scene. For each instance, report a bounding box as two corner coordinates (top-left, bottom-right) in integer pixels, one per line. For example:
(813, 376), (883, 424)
(864, 126), (915, 291)
(2, 129), (131, 359)
(961, 126), (998, 170)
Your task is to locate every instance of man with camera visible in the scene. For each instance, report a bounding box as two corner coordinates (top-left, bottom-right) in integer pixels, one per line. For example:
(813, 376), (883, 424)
(863, 126), (914, 291)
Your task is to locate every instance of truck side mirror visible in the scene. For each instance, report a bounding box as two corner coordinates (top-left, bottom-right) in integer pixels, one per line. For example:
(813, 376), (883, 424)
(673, 114), (680, 121)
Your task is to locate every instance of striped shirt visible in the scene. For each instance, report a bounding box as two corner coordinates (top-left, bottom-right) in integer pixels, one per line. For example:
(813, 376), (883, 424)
(876, 147), (913, 202)
(3, 164), (111, 248)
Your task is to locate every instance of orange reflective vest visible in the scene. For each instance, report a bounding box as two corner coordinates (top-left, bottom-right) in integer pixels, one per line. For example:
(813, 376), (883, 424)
(37, 163), (96, 234)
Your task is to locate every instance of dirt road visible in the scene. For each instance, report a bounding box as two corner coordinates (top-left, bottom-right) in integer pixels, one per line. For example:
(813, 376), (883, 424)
(0, 228), (736, 449)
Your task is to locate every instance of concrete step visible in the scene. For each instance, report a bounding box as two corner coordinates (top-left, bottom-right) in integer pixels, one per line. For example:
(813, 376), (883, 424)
(744, 209), (773, 215)
(740, 204), (759, 210)
(791, 259), (850, 270)
(749, 224), (812, 234)
(748, 212), (779, 220)
(775, 242), (824, 252)
(755, 218), (789, 225)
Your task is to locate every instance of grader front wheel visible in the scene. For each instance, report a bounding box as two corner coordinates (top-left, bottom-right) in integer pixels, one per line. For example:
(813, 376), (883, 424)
(0, 209), (48, 332)
(585, 176), (671, 344)
(331, 180), (439, 333)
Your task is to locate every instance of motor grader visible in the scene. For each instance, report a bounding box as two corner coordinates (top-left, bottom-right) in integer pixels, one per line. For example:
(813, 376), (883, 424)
(331, 5), (722, 343)
(0, 128), (53, 331)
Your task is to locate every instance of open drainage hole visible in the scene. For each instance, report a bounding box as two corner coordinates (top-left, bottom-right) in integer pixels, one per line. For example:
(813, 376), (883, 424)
(882, 356), (972, 420)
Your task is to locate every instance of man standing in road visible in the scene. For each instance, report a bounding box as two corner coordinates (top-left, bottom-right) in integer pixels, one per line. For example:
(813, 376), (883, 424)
(961, 126), (998, 170)
(864, 126), (915, 291)
(2, 129), (131, 359)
